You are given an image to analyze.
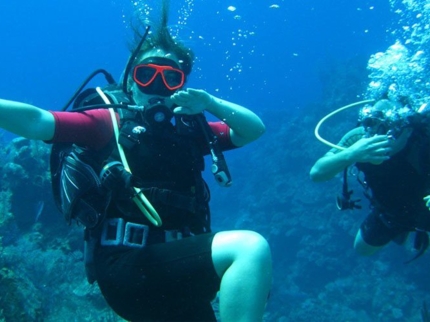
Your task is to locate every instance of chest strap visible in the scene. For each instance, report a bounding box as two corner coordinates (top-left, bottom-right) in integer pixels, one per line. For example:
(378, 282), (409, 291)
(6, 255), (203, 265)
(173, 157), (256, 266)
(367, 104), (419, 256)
(143, 187), (197, 213)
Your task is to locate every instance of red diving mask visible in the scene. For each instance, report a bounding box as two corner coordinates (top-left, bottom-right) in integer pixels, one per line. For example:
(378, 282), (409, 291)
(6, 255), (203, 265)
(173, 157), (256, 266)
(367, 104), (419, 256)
(133, 57), (185, 96)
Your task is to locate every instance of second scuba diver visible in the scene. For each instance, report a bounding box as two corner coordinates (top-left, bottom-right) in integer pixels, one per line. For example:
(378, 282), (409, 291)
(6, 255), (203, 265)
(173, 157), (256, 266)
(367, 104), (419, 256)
(311, 98), (430, 262)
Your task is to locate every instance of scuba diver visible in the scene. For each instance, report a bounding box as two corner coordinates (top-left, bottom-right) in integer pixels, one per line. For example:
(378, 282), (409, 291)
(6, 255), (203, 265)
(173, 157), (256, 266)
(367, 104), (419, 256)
(0, 1), (272, 321)
(310, 98), (430, 262)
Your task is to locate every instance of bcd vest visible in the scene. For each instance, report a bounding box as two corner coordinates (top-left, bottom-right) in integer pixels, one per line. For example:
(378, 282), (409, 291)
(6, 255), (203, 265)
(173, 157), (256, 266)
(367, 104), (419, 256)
(50, 87), (212, 235)
(356, 129), (430, 231)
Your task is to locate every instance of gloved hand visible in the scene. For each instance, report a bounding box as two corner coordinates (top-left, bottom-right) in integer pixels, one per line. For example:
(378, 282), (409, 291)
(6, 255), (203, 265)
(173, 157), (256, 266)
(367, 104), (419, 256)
(424, 195), (430, 211)
(170, 88), (213, 115)
(100, 162), (134, 192)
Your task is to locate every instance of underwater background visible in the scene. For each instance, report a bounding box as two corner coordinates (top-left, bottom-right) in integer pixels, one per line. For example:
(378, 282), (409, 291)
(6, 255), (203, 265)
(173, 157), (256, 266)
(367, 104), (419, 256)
(1, 0), (430, 321)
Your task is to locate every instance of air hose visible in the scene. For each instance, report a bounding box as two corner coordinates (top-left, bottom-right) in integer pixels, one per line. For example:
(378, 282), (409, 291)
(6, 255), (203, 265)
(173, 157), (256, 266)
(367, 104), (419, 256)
(96, 87), (162, 227)
(314, 99), (375, 150)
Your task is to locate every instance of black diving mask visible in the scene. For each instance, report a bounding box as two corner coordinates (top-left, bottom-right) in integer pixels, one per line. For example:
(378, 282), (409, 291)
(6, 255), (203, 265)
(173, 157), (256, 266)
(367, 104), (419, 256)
(359, 105), (415, 139)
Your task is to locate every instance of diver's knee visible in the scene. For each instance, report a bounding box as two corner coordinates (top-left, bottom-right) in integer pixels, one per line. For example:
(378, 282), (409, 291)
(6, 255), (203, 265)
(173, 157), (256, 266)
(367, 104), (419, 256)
(238, 231), (271, 261)
(212, 231), (271, 272)
(213, 231), (269, 254)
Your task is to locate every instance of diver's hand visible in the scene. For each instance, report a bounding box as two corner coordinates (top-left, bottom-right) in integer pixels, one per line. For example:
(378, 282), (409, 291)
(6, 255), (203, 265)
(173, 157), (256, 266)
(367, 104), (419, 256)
(424, 195), (430, 211)
(348, 135), (392, 165)
(170, 88), (213, 115)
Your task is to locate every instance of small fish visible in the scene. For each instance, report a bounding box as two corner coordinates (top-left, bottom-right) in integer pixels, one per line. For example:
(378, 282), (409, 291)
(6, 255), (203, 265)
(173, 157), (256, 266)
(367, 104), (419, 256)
(269, 4), (280, 9)
(35, 201), (45, 222)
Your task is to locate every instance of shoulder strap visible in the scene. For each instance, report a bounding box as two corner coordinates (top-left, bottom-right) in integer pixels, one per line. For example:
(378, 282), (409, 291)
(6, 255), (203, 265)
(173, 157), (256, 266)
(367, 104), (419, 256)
(195, 113), (232, 187)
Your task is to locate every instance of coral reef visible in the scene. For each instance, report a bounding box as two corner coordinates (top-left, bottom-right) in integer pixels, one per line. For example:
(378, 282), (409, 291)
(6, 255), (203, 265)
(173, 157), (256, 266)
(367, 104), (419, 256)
(0, 138), (124, 321)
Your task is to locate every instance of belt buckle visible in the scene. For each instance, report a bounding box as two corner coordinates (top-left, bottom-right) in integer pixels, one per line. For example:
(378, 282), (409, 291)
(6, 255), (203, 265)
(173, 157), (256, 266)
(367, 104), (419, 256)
(123, 222), (149, 248)
(100, 218), (124, 246)
(165, 230), (183, 242)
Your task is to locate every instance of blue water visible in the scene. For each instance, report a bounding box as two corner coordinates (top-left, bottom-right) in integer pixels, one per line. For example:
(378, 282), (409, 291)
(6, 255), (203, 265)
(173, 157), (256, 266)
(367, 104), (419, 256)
(0, 1), (393, 114)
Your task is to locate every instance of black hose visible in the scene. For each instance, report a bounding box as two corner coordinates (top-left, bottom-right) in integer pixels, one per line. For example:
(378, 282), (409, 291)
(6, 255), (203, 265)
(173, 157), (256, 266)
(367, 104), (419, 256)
(61, 69), (116, 111)
(69, 104), (135, 113)
(122, 26), (151, 94)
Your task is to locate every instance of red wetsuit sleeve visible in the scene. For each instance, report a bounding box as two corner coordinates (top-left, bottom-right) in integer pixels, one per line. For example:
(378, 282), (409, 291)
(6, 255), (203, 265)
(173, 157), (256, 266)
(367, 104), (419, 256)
(49, 111), (234, 152)
(49, 109), (116, 150)
(208, 121), (236, 151)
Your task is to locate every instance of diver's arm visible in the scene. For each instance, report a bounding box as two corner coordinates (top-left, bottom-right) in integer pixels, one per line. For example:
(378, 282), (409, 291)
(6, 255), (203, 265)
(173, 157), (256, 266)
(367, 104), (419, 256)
(205, 95), (265, 146)
(310, 132), (392, 182)
(310, 150), (357, 182)
(0, 99), (55, 140)
(171, 88), (265, 146)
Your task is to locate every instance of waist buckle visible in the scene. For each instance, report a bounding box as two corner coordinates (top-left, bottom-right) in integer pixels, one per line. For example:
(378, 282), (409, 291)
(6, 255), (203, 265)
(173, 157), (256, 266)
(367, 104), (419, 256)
(101, 218), (149, 248)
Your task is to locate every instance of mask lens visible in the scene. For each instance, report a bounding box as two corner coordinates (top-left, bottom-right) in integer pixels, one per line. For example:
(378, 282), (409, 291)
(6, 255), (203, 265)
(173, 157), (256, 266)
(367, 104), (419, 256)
(134, 65), (157, 86)
(162, 69), (184, 89)
(363, 118), (390, 136)
(362, 117), (381, 128)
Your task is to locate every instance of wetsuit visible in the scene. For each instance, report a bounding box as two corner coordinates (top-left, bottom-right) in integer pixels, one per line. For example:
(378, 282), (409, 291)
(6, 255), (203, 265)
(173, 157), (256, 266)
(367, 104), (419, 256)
(49, 109), (235, 321)
(333, 127), (430, 246)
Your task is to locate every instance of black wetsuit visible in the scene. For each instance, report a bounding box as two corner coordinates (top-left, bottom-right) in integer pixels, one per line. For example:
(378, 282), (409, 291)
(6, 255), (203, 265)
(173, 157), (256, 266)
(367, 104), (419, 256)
(93, 119), (222, 321)
(356, 130), (430, 246)
(50, 107), (235, 321)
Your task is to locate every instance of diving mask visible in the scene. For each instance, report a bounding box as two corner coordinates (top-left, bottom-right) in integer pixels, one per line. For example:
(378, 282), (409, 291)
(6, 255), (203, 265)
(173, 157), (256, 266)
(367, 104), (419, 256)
(133, 57), (185, 97)
(359, 102), (415, 139)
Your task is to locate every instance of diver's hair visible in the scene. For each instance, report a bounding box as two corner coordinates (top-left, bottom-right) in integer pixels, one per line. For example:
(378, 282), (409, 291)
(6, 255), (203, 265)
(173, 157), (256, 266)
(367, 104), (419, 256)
(130, 0), (194, 76)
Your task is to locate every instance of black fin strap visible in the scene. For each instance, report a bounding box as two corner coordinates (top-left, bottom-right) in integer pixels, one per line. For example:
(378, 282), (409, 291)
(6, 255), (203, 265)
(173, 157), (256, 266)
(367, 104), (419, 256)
(404, 230), (429, 264)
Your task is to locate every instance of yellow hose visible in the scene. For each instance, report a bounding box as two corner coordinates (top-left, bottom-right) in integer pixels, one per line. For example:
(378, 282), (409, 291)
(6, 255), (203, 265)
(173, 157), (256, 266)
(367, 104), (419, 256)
(96, 87), (162, 227)
(314, 99), (375, 151)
